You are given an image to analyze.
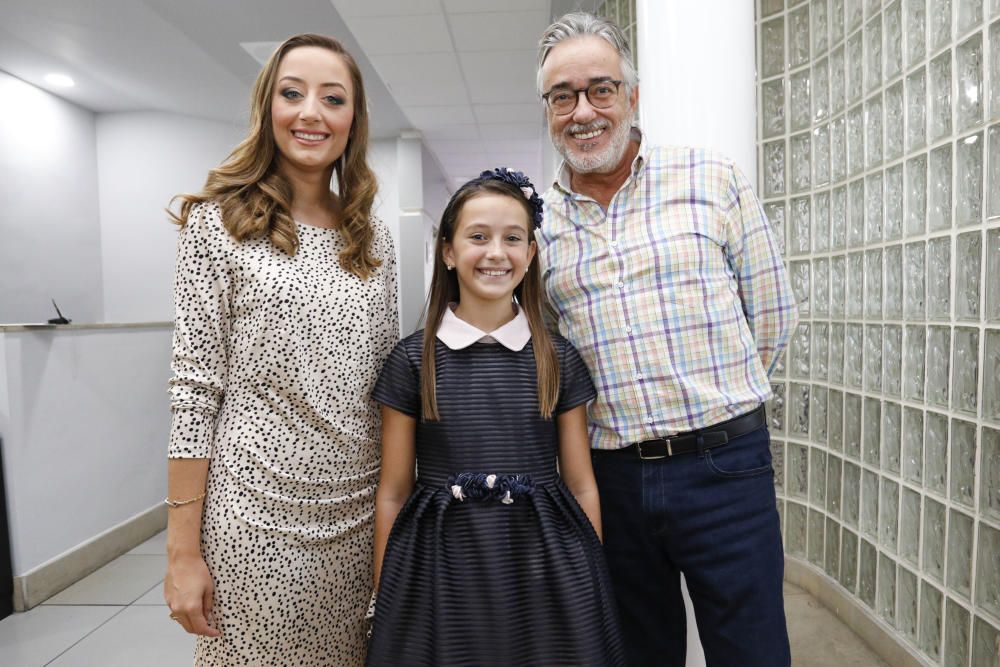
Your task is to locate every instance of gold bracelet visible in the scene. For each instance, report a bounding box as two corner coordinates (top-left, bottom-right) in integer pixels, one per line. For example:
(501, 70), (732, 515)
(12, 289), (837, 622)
(163, 491), (206, 508)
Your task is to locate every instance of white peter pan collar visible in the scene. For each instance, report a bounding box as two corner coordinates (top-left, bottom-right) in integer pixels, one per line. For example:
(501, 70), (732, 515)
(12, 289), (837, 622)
(437, 304), (531, 351)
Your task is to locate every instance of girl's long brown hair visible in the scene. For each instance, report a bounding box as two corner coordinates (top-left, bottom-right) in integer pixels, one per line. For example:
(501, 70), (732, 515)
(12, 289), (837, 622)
(169, 33), (380, 279)
(420, 178), (558, 420)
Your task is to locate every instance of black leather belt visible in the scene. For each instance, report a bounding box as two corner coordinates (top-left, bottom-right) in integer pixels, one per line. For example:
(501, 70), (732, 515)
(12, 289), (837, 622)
(602, 405), (766, 460)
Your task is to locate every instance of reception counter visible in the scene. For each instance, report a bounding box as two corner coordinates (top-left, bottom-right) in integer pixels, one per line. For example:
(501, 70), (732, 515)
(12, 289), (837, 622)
(0, 322), (173, 609)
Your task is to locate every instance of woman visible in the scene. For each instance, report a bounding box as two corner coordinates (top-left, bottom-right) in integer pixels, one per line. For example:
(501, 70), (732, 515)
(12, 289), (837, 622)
(163, 33), (398, 666)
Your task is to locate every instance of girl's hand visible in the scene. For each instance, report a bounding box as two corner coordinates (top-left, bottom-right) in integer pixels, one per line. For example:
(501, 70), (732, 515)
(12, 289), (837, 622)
(164, 554), (221, 637)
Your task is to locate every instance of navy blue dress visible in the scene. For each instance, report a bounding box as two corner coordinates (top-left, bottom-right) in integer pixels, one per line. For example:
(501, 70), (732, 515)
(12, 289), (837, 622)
(367, 331), (625, 666)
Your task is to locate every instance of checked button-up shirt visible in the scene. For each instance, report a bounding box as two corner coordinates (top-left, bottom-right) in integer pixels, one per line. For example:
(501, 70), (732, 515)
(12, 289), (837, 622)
(540, 129), (798, 451)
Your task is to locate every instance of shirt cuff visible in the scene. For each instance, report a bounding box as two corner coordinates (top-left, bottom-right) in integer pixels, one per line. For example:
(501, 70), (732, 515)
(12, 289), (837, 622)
(167, 407), (215, 459)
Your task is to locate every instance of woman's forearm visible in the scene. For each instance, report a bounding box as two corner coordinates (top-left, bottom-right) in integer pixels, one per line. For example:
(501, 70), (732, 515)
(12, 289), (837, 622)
(164, 457), (221, 637)
(166, 458), (210, 558)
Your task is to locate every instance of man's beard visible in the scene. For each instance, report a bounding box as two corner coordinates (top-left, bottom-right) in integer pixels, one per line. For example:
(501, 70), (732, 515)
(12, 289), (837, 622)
(551, 112), (634, 174)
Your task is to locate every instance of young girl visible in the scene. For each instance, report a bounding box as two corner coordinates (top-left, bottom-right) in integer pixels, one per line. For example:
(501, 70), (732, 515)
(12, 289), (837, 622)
(366, 169), (624, 666)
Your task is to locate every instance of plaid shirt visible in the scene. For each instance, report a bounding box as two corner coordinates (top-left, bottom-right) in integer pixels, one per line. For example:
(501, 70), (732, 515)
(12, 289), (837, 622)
(539, 130), (797, 450)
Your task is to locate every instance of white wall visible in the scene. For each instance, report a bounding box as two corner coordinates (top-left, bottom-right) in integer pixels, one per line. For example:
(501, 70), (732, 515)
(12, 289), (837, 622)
(0, 71), (104, 324)
(369, 138), (406, 333)
(96, 112), (245, 322)
(636, 0), (758, 185)
(396, 135), (427, 335)
(369, 138), (400, 245)
(0, 79), (245, 326)
(421, 146), (451, 308)
(541, 132), (562, 191)
(421, 148), (450, 224)
(0, 326), (172, 574)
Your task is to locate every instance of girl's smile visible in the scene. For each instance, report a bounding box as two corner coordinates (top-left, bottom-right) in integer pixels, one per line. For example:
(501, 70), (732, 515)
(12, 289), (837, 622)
(478, 267), (511, 276)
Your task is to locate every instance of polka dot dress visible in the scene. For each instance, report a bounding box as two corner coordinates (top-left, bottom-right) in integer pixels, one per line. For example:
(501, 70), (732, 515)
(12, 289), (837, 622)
(168, 202), (399, 666)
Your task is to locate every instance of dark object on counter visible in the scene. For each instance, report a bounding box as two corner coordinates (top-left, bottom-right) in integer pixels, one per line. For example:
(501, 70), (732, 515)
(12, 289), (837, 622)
(47, 300), (71, 325)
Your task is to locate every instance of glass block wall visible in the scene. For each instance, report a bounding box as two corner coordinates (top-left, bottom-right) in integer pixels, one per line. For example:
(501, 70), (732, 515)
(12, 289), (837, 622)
(756, 0), (1000, 664)
(593, 0), (638, 69)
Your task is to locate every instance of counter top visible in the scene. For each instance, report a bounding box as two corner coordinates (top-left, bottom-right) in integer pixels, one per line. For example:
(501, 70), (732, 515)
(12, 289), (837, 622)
(0, 321), (173, 332)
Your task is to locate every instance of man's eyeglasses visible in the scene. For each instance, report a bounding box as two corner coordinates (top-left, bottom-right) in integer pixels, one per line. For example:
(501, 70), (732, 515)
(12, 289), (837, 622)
(541, 80), (623, 115)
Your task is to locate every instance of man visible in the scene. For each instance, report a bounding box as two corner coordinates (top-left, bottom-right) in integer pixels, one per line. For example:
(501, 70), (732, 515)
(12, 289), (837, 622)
(536, 13), (797, 667)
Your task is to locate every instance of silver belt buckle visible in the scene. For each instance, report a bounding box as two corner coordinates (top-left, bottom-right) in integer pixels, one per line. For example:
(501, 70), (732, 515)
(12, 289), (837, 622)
(637, 438), (672, 460)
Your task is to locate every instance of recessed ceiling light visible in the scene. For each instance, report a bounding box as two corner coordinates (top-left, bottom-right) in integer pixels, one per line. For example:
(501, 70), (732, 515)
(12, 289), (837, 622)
(44, 73), (75, 88)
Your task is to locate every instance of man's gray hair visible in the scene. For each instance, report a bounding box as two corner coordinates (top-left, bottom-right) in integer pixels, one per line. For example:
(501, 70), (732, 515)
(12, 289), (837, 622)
(536, 12), (639, 96)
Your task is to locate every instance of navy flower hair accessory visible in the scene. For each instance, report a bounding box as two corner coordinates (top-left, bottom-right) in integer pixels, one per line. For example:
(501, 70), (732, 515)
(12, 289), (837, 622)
(479, 167), (544, 229)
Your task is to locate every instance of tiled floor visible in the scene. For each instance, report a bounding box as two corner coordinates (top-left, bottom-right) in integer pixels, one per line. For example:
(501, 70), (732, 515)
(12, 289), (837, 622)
(0, 532), (194, 666)
(1, 532), (888, 666)
(783, 582), (890, 667)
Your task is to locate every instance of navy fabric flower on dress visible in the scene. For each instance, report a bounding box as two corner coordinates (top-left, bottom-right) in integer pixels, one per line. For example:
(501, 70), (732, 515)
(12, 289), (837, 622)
(479, 167), (544, 229)
(446, 472), (535, 504)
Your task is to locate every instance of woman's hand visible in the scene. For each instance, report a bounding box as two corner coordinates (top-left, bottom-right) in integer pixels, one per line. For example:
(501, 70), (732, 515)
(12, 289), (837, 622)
(164, 554), (221, 637)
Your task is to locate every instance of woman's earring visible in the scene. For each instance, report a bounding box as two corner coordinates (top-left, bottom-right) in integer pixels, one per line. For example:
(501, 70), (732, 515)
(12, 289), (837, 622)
(446, 264), (454, 271)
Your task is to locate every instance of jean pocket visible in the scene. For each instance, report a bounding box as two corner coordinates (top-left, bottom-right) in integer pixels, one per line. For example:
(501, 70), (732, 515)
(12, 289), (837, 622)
(702, 431), (773, 478)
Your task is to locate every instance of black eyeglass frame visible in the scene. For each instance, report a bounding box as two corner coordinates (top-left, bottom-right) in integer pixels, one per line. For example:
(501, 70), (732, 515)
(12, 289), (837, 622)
(541, 79), (624, 115)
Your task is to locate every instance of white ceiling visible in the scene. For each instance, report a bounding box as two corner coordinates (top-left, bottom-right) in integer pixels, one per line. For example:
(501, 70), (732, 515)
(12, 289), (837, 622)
(333, 0), (552, 189)
(0, 0), (562, 194)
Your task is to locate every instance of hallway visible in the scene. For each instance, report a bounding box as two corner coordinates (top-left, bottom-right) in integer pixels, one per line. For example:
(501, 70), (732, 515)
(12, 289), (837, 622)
(0, 530), (888, 666)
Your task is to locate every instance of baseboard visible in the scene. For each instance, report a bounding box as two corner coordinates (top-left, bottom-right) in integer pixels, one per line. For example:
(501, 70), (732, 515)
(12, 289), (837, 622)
(13, 503), (167, 610)
(784, 556), (934, 667)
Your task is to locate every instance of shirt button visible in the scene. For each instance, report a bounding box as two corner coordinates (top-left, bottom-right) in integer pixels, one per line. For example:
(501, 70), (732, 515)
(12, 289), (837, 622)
(617, 281), (625, 289)
(625, 326), (632, 334)
(610, 240), (618, 247)
(635, 372), (643, 380)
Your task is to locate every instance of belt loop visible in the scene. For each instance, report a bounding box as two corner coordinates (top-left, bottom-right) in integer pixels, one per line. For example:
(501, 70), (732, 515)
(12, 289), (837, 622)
(696, 434), (706, 454)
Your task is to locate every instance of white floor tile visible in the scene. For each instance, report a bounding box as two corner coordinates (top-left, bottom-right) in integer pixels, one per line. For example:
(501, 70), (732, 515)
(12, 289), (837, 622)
(43, 555), (167, 606)
(0, 605), (122, 667)
(132, 580), (166, 606)
(127, 530), (166, 555)
(47, 606), (195, 667)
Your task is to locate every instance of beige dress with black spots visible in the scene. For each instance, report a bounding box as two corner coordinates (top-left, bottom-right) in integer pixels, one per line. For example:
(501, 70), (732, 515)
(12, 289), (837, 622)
(168, 202), (399, 666)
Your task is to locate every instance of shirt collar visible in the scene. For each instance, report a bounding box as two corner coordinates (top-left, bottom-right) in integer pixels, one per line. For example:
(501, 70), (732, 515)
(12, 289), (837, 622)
(437, 304), (531, 351)
(552, 125), (647, 197)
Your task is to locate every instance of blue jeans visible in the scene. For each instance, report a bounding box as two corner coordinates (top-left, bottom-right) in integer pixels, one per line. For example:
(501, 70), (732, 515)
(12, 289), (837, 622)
(592, 422), (790, 667)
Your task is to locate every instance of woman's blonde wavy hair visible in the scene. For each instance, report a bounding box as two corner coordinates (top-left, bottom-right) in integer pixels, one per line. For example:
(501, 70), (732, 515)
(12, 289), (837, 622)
(169, 33), (380, 279)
